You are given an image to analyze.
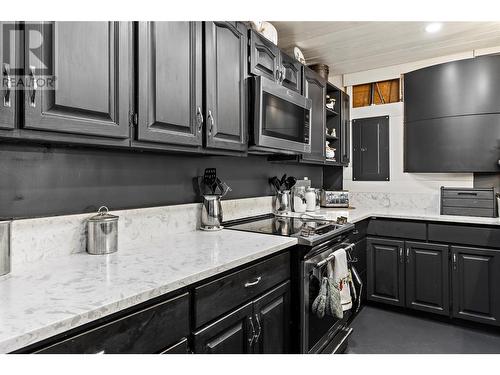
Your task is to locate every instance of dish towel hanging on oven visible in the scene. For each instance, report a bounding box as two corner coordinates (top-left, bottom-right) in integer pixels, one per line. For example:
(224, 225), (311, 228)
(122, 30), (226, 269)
(332, 249), (352, 311)
(326, 261), (343, 319)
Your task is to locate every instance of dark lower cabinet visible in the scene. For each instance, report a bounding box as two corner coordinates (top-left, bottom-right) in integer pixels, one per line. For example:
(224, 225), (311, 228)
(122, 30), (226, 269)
(193, 302), (254, 354)
(204, 21), (247, 152)
(193, 281), (291, 354)
(405, 242), (449, 315)
(36, 293), (189, 354)
(252, 281), (291, 354)
(367, 238), (405, 306)
(136, 21), (203, 148)
(24, 22), (132, 139)
(451, 246), (500, 326)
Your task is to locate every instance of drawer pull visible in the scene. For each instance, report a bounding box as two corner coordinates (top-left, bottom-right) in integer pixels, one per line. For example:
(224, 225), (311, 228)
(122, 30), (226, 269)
(244, 277), (262, 288)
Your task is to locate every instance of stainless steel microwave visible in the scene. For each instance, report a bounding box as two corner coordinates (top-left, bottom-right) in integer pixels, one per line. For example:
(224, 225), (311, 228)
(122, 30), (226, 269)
(251, 76), (312, 154)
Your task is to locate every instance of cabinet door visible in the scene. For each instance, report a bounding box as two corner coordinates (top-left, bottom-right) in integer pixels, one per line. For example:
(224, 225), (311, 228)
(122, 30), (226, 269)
(301, 67), (325, 164)
(137, 22), (202, 147)
(249, 30), (280, 82)
(367, 238), (405, 306)
(0, 21), (16, 129)
(451, 246), (500, 326)
(160, 338), (189, 354)
(280, 51), (302, 93)
(405, 242), (449, 315)
(340, 91), (350, 165)
(205, 22), (247, 152)
(24, 22), (131, 139)
(252, 281), (291, 354)
(193, 302), (254, 354)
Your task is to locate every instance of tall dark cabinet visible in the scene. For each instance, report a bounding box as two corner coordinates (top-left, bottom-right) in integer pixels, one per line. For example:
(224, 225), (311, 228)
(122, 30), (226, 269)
(136, 22), (203, 148)
(301, 67), (326, 164)
(0, 21), (16, 130)
(24, 22), (132, 139)
(204, 21), (248, 152)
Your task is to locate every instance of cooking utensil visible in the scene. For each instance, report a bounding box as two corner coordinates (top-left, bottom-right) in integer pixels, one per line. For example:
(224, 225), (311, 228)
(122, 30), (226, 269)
(203, 168), (217, 194)
(87, 206), (118, 255)
(269, 176), (281, 193)
(216, 177), (232, 197)
(0, 221), (11, 276)
(285, 176), (297, 190)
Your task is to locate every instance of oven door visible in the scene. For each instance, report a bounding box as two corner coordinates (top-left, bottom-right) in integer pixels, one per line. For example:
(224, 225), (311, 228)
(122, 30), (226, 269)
(253, 76), (312, 154)
(301, 241), (352, 354)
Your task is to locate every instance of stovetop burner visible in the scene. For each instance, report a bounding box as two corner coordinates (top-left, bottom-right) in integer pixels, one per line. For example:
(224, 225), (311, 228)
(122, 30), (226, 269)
(224, 214), (354, 246)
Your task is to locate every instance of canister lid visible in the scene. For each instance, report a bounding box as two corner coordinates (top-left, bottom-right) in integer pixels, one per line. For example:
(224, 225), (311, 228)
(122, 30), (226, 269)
(88, 206), (118, 222)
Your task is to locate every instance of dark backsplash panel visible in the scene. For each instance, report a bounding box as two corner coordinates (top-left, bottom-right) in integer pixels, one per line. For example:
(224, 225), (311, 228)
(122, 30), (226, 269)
(0, 143), (324, 219)
(474, 173), (500, 191)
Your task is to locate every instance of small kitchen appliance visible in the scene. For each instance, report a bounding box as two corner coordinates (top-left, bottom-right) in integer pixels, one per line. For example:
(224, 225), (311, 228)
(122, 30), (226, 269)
(0, 220), (11, 276)
(320, 190), (350, 208)
(87, 206), (118, 255)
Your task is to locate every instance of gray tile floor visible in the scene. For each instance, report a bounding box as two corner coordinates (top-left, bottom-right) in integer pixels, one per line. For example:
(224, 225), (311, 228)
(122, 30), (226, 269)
(346, 305), (500, 354)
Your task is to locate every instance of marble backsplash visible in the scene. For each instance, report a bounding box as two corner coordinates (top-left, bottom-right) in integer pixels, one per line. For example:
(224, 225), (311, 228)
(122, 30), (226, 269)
(349, 192), (440, 214)
(10, 196), (273, 267)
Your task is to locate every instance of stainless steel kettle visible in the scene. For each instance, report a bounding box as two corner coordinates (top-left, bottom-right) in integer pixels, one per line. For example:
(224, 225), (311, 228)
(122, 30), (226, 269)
(200, 195), (223, 231)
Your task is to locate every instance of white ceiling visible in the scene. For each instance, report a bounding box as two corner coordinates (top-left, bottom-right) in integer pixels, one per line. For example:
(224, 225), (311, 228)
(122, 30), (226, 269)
(273, 22), (500, 75)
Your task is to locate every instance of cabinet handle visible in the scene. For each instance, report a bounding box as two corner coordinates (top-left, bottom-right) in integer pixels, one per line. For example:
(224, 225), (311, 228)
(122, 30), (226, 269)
(29, 65), (37, 107)
(399, 248), (403, 263)
(244, 276), (261, 288)
(254, 313), (262, 343)
(453, 253), (457, 271)
(275, 69), (280, 81)
(248, 316), (256, 346)
(207, 110), (214, 135)
(2, 63), (12, 107)
(352, 229), (359, 235)
(406, 248), (410, 263)
(196, 106), (203, 133)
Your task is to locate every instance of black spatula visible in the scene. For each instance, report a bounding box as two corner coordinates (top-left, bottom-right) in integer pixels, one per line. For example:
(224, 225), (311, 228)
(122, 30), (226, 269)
(203, 168), (217, 194)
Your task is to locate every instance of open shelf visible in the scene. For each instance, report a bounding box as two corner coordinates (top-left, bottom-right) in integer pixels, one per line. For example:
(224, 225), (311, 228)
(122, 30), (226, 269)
(326, 107), (338, 117)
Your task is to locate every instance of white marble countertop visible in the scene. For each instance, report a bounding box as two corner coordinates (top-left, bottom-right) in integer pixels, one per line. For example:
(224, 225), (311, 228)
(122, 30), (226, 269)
(0, 230), (297, 353)
(311, 207), (500, 226)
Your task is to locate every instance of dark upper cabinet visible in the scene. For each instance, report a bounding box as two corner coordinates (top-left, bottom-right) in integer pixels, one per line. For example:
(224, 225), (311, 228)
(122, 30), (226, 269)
(405, 242), (449, 316)
(252, 281), (291, 354)
(249, 30), (280, 82)
(404, 55), (500, 173)
(340, 91), (350, 165)
(367, 237), (405, 307)
(137, 22), (203, 147)
(404, 55), (500, 123)
(249, 30), (302, 94)
(352, 116), (390, 181)
(193, 302), (254, 354)
(280, 52), (302, 93)
(0, 22), (16, 130)
(205, 21), (247, 152)
(405, 114), (500, 173)
(24, 22), (132, 139)
(451, 246), (500, 326)
(301, 67), (326, 164)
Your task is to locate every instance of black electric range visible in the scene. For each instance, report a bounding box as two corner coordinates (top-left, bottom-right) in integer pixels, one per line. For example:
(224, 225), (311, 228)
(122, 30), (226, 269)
(224, 214), (354, 246)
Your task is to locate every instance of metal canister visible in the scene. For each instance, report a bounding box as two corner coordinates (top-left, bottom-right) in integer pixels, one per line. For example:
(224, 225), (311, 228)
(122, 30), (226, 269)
(0, 221), (11, 276)
(87, 206), (118, 255)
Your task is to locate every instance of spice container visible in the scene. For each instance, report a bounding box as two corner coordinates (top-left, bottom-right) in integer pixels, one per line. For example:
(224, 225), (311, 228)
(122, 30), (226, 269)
(305, 187), (317, 212)
(0, 221), (11, 276)
(292, 186), (307, 213)
(87, 206), (118, 255)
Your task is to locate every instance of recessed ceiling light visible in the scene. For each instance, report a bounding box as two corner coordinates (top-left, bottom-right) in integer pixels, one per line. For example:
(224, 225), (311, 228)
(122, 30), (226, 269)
(425, 23), (442, 33)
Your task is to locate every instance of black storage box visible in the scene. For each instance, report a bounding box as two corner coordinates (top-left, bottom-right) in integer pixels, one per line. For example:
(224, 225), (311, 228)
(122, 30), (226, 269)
(440, 187), (497, 218)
